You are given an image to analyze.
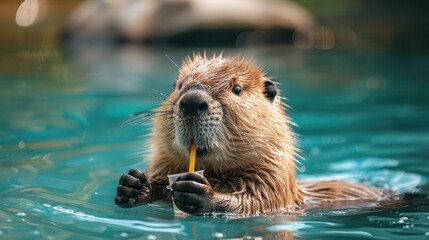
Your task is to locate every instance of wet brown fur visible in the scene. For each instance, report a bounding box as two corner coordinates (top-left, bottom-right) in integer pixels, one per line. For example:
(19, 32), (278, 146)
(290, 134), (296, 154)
(143, 53), (390, 215)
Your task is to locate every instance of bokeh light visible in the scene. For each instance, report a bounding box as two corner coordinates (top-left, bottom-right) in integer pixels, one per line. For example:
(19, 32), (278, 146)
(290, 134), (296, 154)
(16, 0), (48, 27)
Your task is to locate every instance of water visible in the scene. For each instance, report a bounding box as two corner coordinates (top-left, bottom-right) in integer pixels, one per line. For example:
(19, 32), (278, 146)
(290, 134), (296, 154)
(1, 45), (429, 239)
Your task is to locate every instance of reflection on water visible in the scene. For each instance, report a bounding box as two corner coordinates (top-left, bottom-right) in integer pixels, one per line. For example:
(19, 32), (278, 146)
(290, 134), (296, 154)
(0, 45), (428, 239)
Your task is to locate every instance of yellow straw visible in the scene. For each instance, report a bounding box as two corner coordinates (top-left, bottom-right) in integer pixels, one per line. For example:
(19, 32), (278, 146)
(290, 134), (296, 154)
(188, 143), (197, 172)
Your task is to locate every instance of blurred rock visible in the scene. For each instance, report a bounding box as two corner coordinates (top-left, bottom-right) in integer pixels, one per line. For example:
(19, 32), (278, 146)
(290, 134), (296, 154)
(63, 0), (314, 46)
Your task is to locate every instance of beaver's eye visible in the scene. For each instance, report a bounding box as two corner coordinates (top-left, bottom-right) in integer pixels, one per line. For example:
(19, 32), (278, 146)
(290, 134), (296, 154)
(232, 85), (242, 95)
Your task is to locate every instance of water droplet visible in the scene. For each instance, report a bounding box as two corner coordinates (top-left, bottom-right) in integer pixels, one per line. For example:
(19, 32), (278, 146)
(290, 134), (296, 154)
(17, 212), (26, 216)
(33, 230), (40, 235)
(94, 192), (99, 195)
(397, 217), (408, 224)
(75, 212), (85, 217)
(5, 219), (12, 223)
(147, 235), (157, 240)
(43, 204), (51, 207)
(18, 141), (25, 149)
(212, 232), (224, 238)
(53, 206), (63, 211)
(120, 232), (128, 238)
(63, 208), (74, 214)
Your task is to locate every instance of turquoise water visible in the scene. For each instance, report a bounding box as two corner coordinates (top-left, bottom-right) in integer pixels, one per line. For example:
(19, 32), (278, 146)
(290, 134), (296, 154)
(1, 45), (429, 239)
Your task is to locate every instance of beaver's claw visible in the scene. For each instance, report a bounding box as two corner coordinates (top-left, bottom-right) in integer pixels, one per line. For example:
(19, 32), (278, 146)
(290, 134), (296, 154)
(115, 168), (152, 208)
(171, 172), (217, 214)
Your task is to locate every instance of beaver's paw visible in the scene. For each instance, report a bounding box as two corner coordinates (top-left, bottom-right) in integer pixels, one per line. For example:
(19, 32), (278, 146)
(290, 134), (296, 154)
(172, 172), (217, 214)
(115, 169), (152, 208)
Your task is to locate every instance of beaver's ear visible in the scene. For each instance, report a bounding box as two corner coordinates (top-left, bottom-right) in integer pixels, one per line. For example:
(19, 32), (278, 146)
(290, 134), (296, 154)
(263, 80), (278, 102)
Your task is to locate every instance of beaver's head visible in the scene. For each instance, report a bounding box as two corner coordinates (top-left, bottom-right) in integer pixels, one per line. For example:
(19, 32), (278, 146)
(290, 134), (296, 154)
(153, 54), (295, 169)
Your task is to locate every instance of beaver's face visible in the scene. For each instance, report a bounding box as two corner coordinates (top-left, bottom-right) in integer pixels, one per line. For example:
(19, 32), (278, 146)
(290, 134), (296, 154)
(172, 82), (223, 155)
(163, 55), (281, 160)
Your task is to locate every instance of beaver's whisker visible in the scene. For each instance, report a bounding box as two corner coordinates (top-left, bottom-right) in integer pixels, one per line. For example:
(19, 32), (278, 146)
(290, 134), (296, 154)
(131, 110), (172, 117)
(151, 112), (174, 119)
(122, 110), (173, 127)
(151, 89), (169, 99)
(151, 89), (176, 106)
(151, 95), (176, 106)
(122, 115), (170, 127)
(121, 116), (150, 127)
(165, 54), (179, 69)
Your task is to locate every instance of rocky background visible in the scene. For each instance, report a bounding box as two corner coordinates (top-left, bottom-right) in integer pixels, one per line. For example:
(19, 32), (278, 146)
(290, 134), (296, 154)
(0, 0), (428, 51)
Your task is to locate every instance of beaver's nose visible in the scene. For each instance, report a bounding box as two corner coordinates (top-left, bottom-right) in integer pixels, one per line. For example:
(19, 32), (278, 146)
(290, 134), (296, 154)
(179, 94), (208, 117)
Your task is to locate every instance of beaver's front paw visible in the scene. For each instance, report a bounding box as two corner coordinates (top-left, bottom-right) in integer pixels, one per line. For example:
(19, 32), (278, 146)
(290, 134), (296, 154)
(171, 172), (217, 214)
(115, 169), (152, 208)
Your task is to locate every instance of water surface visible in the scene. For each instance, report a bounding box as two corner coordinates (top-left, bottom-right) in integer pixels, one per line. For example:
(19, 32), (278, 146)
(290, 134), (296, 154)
(1, 45), (428, 239)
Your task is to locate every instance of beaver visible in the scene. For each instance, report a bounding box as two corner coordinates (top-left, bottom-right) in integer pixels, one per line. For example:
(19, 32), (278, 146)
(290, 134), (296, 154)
(114, 54), (394, 215)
